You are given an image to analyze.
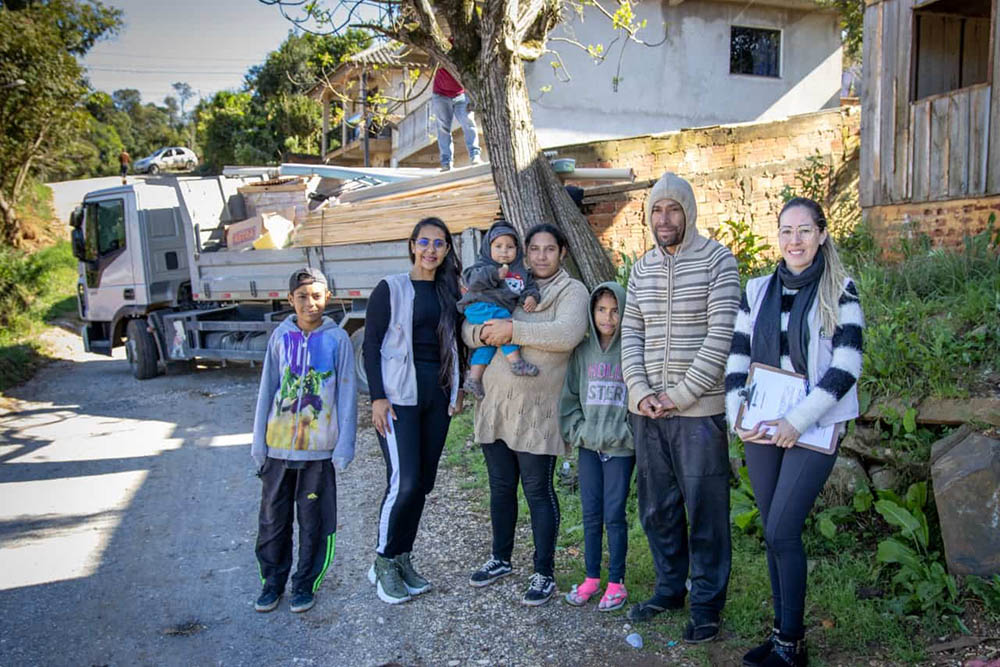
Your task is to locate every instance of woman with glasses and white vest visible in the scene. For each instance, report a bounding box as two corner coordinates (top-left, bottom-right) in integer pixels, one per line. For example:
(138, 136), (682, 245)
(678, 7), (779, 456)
(363, 217), (465, 604)
(724, 197), (864, 667)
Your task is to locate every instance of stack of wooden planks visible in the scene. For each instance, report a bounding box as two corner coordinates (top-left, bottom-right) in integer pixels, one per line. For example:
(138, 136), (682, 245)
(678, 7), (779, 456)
(293, 171), (501, 247)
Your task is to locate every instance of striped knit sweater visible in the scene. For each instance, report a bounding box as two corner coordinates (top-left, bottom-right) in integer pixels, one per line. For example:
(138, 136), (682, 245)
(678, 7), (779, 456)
(724, 279), (865, 435)
(621, 241), (740, 417)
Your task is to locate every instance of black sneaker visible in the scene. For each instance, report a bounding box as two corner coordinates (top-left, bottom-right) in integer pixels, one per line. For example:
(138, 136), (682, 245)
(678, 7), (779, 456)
(254, 586), (282, 612)
(626, 594), (685, 622)
(521, 572), (556, 606)
(289, 590), (315, 613)
(683, 617), (721, 644)
(469, 557), (512, 587)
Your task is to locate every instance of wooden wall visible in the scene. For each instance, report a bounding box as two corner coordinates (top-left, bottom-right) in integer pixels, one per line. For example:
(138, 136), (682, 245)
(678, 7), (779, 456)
(861, 0), (1000, 207)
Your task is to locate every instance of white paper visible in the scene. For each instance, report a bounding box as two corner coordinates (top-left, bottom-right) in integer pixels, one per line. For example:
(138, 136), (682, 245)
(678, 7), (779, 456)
(739, 365), (836, 453)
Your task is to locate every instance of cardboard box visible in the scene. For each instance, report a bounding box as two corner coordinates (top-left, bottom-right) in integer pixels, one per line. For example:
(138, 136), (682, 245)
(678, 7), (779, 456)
(226, 207), (296, 251)
(226, 215), (263, 251)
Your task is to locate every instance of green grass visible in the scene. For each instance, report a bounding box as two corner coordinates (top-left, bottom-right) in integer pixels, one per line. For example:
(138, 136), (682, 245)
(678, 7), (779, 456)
(0, 184), (79, 392)
(846, 221), (1000, 403)
(442, 413), (940, 663)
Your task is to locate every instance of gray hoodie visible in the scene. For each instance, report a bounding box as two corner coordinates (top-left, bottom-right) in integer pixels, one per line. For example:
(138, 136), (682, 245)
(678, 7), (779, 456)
(250, 315), (357, 471)
(456, 221), (540, 313)
(559, 281), (634, 457)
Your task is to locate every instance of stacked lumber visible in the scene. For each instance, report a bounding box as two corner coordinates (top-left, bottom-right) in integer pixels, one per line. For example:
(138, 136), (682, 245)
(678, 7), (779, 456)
(293, 173), (501, 247)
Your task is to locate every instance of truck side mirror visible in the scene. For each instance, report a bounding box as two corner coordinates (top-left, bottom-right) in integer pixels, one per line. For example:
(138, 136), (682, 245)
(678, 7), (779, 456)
(71, 227), (86, 261)
(70, 206), (83, 229)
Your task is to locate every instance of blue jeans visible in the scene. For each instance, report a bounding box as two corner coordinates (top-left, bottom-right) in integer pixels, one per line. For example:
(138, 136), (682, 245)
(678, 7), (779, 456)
(432, 92), (480, 167)
(464, 301), (518, 365)
(578, 448), (635, 583)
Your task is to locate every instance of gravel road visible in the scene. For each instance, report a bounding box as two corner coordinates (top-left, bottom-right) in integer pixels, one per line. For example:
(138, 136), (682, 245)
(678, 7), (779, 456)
(0, 328), (707, 666)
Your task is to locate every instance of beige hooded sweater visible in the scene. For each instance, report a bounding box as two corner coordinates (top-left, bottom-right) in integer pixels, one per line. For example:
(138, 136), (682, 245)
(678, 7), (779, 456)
(462, 268), (589, 456)
(621, 172), (740, 417)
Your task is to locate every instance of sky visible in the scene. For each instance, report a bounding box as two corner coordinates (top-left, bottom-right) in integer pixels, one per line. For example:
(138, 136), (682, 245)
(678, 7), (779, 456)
(80, 0), (302, 108)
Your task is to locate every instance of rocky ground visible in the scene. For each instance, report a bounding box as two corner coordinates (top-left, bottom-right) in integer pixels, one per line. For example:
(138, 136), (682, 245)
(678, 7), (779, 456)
(1, 327), (712, 666)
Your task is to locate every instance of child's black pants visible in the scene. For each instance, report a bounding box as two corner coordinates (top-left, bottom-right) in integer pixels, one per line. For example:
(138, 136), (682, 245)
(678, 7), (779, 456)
(255, 458), (337, 595)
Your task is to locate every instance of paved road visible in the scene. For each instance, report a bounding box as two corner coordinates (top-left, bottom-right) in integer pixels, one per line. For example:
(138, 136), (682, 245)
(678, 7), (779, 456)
(46, 176), (141, 224)
(0, 329), (710, 666)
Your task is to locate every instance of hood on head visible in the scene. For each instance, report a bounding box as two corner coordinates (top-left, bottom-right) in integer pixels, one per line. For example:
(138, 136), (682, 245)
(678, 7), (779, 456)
(478, 219), (523, 266)
(644, 172), (698, 252)
(588, 280), (627, 349)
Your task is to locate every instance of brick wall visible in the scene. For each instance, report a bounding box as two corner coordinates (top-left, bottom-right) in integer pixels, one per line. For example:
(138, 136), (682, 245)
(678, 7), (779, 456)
(556, 106), (861, 258)
(865, 196), (1000, 250)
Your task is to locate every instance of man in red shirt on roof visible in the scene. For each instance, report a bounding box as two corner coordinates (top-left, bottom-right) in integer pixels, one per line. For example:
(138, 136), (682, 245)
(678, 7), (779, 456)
(432, 67), (483, 172)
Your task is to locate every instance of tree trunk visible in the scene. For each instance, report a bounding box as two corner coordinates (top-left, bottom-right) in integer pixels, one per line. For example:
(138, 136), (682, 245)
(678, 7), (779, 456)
(469, 35), (615, 288)
(0, 191), (23, 248)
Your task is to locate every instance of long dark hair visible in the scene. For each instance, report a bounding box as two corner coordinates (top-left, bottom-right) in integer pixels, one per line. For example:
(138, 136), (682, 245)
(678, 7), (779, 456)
(525, 223), (568, 251)
(409, 217), (463, 393)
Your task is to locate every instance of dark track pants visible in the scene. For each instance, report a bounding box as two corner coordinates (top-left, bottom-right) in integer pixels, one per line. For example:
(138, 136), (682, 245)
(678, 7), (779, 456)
(375, 360), (452, 558)
(744, 442), (837, 639)
(482, 440), (560, 578)
(255, 458), (337, 595)
(632, 413), (732, 621)
(578, 448), (635, 583)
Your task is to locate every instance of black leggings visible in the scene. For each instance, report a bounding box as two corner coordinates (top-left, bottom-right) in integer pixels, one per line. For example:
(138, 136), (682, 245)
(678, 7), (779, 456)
(375, 361), (452, 558)
(481, 440), (560, 578)
(744, 442), (837, 639)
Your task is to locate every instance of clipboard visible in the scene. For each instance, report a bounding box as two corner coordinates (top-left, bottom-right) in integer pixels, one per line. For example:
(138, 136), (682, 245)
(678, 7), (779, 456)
(735, 362), (837, 455)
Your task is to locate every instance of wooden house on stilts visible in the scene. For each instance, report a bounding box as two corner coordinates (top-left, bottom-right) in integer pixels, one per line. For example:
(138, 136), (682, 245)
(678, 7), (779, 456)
(861, 0), (1000, 245)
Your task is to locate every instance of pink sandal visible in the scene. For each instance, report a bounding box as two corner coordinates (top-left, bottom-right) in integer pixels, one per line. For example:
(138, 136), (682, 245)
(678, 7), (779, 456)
(599, 582), (628, 612)
(564, 577), (601, 606)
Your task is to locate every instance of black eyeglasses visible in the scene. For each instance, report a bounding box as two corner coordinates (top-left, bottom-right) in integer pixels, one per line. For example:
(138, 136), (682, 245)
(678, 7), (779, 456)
(415, 238), (448, 249)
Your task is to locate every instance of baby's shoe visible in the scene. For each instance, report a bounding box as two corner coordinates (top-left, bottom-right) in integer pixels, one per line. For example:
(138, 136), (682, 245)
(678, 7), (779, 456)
(463, 376), (485, 400)
(564, 577), (601, 606)
(599, 582), (628, 612)
(509, 359), (539, 376)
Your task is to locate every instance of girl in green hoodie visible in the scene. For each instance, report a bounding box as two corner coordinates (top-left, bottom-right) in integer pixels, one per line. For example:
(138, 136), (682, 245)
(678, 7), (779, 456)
(559, 281), (635, 611)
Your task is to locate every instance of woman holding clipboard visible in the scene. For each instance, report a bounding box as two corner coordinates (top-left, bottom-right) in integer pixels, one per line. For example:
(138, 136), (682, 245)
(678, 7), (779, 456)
(724, 197), (864, 667)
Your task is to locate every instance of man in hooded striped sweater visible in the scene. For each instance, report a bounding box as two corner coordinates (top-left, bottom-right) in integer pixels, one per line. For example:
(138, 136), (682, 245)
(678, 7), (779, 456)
(620, 172), (740, 643)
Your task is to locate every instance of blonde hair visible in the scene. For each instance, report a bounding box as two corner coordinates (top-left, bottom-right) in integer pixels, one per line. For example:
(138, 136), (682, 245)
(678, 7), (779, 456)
(780, 198), (850, 336)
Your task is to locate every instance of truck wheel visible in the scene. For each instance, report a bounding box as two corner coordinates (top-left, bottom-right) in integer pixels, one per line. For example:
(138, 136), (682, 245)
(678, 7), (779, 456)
(350, 327), (369, 394)
(149, 164), (160, 175)
(126, 318), (159, 379)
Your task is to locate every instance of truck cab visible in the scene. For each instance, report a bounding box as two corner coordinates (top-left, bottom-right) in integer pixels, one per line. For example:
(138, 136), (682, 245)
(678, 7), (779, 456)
(71, 182), (190, 357)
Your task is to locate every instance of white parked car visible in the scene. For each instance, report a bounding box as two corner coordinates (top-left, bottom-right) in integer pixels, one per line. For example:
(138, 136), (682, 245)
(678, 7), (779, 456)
(134, 147), (198, 174)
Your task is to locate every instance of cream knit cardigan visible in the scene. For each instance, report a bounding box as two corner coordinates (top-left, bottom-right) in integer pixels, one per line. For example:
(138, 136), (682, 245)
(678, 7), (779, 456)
(462, 268), (589, 456)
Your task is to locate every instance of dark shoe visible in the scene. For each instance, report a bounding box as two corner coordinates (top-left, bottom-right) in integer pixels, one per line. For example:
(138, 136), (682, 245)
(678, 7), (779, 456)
(289, 590), (315, 613)
(760, 636), (808, 667)
(509, 359), (539, 376)
(254, 586), (282, 612)
(626, 594), (685, 622)
(469, 556), (513, 587)
(521, 572), (556, 606)
(372, 554), (412, 604)
(463, 376), (485, 400)
(743, 628), (779, 666)
(683, 617), (721, 644)
(395, 552), (432, 595)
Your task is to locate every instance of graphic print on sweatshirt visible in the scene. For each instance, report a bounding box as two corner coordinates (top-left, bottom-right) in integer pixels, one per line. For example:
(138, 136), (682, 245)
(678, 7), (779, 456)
(266, 330), (337, 451)
(504, 271), (525, 295)
(586, 361), (626, 407)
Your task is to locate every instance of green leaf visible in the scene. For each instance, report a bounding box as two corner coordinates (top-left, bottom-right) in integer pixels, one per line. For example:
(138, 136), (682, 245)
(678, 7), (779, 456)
(912, 506), (930, 549)
(875, 500), (921, 539)
(819, 516), (837, 539)
(903, 407), (918, 433)
(877, 537), (922, 572)
(905, 481), (927, 511)
(853, 487), (874, 512)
